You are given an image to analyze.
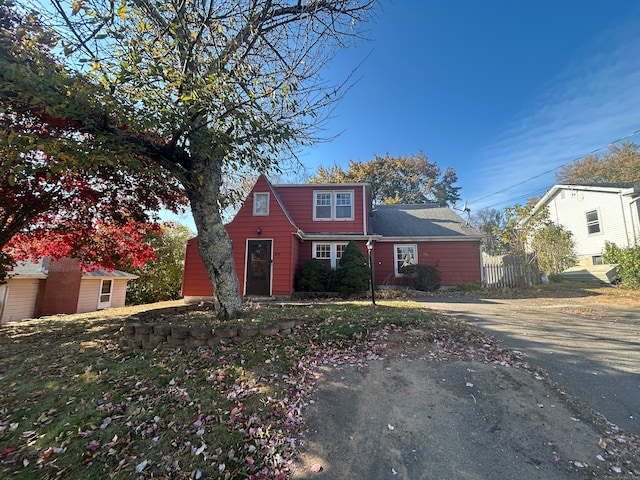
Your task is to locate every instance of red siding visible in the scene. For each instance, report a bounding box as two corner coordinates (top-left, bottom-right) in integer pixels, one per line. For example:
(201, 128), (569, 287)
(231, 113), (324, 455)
(274, 184), (369, 234)
(182, 238), (214, 297)
(372, 241), (481, 287)
(182, 175), (481, 298)
(226, 176), (298, 296)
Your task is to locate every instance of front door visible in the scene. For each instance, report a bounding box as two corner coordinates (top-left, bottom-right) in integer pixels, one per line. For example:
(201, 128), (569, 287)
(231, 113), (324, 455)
(245, 240), (272, 296)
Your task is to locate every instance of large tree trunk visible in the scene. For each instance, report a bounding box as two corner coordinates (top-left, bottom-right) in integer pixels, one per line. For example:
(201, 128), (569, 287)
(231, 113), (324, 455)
(186, 151), (242, 320)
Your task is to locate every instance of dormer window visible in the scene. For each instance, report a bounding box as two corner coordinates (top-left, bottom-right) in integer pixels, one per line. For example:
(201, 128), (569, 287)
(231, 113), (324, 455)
(313, 190), (354, 221)
(253, 192), (270, 216)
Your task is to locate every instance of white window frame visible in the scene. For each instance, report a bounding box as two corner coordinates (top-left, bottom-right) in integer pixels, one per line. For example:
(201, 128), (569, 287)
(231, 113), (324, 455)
(253, 192), (270, 216)
(313, 190), (354, 221)
(585, 209), (601, 235)
(394, 244), (417, 277)
(312, 242), (348, 268)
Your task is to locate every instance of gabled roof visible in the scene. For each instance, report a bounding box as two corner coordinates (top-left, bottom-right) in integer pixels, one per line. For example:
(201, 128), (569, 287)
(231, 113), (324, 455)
(527, 182), (640, 221)
(369, 204), (482, 240)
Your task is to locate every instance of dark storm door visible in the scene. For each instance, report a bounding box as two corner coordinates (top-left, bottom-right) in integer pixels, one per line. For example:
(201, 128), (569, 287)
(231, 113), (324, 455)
(245, 240), (272, 296)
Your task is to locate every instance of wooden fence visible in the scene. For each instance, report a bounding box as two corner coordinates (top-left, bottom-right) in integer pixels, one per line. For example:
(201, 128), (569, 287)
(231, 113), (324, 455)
(482, 255), (541, 289)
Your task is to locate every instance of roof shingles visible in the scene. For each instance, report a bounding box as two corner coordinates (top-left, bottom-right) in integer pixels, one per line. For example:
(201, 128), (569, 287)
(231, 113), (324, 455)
(370, 204), (482, 238)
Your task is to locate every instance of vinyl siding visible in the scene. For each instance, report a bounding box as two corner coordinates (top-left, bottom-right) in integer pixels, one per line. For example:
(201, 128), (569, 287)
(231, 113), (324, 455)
(227, 176), (298, 296)
(111, 280), (128, 308)
(274, 184), (368, 234)
(75, 278), (129, 313)
(372, 241), (481, 287)
(76, 278), (101, 313)
(545, 189), (640, 261)
(182, 239), (215, 297)
(1, 278), (40, 324)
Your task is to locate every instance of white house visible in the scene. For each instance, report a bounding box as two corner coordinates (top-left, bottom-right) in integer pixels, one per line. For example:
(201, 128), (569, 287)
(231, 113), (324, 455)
(525, 183), (640, 265)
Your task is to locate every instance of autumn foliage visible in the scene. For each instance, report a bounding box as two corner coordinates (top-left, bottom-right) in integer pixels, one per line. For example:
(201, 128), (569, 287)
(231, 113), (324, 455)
(0, 2), (187, 278)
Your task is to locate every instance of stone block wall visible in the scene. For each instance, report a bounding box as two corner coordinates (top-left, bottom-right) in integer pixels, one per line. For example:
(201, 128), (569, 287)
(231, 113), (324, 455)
(119, 304), (298, 350)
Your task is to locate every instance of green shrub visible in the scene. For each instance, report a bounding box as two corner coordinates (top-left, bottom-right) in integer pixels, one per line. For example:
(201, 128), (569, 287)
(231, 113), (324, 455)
(399, 264), (441, 291)
(295, 258), (333, 292)
(604, 242), (640, 288)
(336, 241), (371, 296)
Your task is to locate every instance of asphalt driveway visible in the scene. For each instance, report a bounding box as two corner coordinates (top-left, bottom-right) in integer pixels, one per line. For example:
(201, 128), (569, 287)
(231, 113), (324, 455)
(418, 295), (640, 436)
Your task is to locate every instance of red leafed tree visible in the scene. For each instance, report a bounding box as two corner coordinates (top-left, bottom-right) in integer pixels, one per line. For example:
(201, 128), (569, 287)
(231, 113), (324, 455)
(0, 2), (187, 280)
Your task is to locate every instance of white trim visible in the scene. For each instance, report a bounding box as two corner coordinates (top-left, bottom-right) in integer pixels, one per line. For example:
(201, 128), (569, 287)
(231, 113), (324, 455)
(312, 241), (349, 268)
(393, 244), (418, 277)
(362, 184), (367, 234)
(313, 190), (355, 221)
(253, 192), (270, 216)
(585, 208), (602, 235)
(377, 236), (484, 242)
(97, 279), (113, 309)
(275, 182), (369, 188)
(243, 238), (273, 296)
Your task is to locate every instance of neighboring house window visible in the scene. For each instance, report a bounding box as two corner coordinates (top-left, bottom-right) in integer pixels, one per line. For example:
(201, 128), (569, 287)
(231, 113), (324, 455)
(592, 255), (604, 265)
(586, 210), (601, 234)
(313, 191), (354, 220)
(253, 192), (270, 216)
(313, 242), (348, 268)
(394, 244), (417, 276)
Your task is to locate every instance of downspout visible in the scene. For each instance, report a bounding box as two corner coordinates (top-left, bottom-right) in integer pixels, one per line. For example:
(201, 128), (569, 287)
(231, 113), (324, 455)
(629, 196), (640, 245)
(362, 184), (367, 234)
(479, 242), (485, 285)
(620, 194), (631, 246)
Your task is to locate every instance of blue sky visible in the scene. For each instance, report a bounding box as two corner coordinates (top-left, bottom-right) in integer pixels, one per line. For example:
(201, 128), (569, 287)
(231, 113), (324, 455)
(169, 1), (640, 229)
(298, 1), (640, 208)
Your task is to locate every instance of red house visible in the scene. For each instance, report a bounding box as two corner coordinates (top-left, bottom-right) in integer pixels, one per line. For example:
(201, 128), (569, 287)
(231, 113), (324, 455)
(182, 175), (483, 301)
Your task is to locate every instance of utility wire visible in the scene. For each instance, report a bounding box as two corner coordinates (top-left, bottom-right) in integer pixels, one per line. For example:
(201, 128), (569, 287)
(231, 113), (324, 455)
(468, 128), (640, 206)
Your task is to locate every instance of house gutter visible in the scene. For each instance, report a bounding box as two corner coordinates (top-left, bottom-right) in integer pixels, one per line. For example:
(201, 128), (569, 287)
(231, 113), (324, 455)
(295, 231), (382, 242)
(628, 195), (640, 245)
(377, 235), (485, 242)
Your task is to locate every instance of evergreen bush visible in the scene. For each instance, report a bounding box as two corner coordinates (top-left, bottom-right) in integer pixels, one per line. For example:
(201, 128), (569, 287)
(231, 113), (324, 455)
(336, 241), (371, 296)
(295, 258), (333, 292)
(400, 264), (442, 291)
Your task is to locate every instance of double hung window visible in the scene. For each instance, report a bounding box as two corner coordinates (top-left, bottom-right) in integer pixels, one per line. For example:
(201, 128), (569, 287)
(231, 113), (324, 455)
(585, 210), (601, 234)
(314, 191), (354, 220)
(394, 244), (417, 276)
(313, 242), (348, 268)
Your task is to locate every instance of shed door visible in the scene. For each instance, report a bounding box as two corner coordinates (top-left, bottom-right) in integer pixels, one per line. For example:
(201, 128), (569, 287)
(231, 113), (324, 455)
(245, 240), (272, 296)
(98, 279), (113, 309)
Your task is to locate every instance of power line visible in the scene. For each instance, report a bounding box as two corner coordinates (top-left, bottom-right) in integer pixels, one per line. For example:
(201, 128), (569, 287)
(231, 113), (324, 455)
(468, 128), (640, 206)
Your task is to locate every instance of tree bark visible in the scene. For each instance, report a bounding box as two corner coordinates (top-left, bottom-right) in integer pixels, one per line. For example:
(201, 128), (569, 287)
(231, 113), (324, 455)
(186, 149), (242, 320)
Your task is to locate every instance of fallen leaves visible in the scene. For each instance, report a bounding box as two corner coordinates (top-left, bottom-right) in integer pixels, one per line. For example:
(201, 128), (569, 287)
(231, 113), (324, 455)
(1, 302), (639, 479)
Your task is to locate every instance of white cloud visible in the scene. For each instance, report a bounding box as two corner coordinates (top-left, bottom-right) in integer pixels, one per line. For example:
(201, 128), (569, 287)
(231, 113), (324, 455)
(468, 20), (640, 210)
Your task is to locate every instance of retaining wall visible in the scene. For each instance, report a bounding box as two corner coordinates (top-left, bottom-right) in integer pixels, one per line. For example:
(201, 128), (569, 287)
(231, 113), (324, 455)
(119, 304), (297, 350)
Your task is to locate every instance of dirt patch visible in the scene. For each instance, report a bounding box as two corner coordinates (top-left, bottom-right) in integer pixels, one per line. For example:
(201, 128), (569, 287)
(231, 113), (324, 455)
(292, 334), (639, 480)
